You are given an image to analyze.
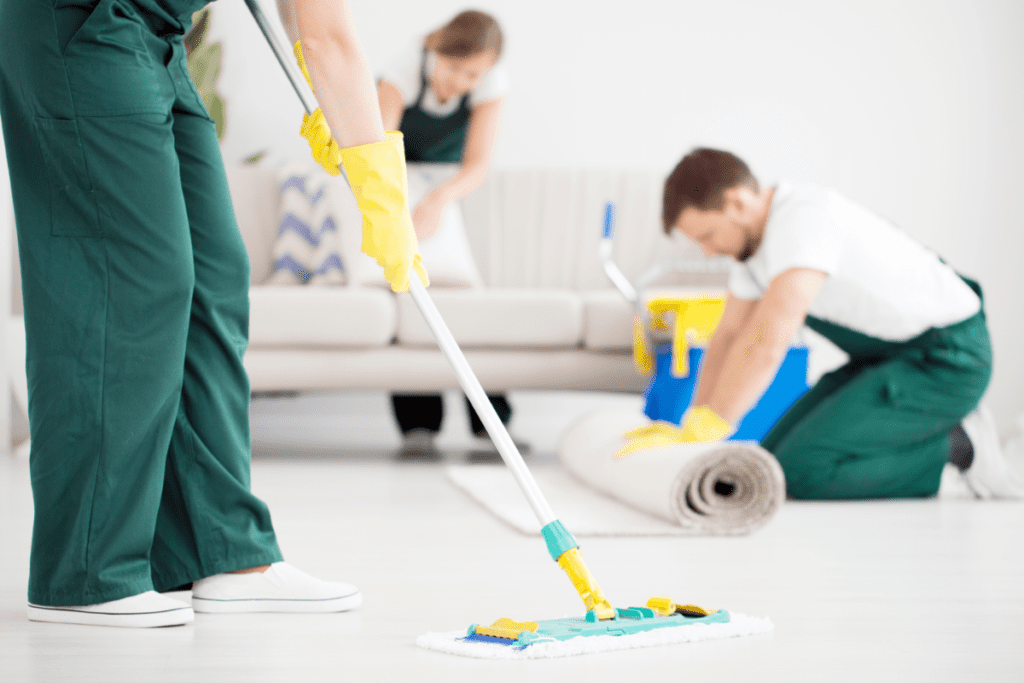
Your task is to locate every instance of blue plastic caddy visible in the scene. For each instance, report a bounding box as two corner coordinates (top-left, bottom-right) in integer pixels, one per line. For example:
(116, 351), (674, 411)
(644, 342), (810, 441)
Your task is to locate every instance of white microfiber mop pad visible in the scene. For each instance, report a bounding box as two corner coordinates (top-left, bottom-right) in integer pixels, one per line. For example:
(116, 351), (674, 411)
(416, 611), (773, 659)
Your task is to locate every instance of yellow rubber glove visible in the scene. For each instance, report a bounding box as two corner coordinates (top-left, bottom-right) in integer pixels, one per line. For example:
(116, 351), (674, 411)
(294, 40), (312, 87)
(339, 132), (430, 293)
(300, 109), (343, 176)
(616, 406), (732, 458)
(290, 41), (426, 291)
(293, 40), (343, 176)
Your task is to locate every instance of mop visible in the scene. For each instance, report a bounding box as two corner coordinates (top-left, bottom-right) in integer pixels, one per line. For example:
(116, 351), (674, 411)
(243, 0), (773, 658)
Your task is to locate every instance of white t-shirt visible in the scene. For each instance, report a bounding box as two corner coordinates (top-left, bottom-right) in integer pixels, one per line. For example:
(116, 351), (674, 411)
(378, 43), (510, 116)
(728, 181), (981, 342)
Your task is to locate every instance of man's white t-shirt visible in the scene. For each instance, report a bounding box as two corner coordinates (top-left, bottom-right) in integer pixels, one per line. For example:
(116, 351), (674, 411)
(378, 43), (510, 116)
(728, 181), (981, 342)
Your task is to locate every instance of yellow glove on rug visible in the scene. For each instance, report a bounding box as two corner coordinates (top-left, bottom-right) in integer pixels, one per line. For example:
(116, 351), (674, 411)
(678, 406), (733, 442)
(339, 132), (429, 293)
(616, 406), (732, 458)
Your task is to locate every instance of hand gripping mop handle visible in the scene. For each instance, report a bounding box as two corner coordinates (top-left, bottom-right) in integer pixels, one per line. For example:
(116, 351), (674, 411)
(244, 0), (615, 620)
(242, 0), (352, 193)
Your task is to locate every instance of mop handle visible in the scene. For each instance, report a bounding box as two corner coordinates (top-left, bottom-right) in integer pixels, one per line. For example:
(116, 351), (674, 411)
(597, 203), (640, 309)
(409, 279), (557, 526)
(242, 0), (317, 117)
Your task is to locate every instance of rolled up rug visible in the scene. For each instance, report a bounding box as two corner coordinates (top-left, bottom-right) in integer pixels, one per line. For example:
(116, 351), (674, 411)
(559, 410), (785, 535)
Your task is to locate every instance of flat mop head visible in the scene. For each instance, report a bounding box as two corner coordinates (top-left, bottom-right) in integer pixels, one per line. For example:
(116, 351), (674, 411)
(417, 597), (774, 659)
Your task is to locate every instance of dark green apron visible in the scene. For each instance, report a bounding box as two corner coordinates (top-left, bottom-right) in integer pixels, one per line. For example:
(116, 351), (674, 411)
(397, 48), (472, 163)
(762, 276), (991, 500)
(0, 0), (281, 606)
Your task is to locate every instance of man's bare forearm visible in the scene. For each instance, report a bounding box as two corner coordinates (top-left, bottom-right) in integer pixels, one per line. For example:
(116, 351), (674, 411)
(692, 329), (737, 407)
(705, 315), (789, 424)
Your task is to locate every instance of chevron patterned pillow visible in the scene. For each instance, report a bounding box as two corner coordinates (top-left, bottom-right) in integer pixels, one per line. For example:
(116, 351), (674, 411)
(268, 162), (346, 286)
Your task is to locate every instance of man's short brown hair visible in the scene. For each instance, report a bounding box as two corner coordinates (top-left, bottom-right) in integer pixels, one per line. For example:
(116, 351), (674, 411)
(662, 148), (759, 233)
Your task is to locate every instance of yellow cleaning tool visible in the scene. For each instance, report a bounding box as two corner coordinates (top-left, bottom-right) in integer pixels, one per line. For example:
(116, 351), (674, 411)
(633, 296), (726, 377)
(617, 406), (733, 457)
(556, 548), (616, 620)
(633, 317), (654, 374)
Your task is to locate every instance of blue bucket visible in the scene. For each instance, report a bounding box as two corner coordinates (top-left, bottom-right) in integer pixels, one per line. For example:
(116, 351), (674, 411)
(643, 342), (810, 442)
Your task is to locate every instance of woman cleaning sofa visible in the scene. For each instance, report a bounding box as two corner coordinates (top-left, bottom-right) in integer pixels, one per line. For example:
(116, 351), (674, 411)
(377, 10), (512, 456)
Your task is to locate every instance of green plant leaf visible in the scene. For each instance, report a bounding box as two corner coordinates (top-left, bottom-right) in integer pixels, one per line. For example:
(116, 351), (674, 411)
(205, 92), (226, 140)
(184, 9), (209, 57)
(187, 43), (221, 94)
(184, 7), (227, 141)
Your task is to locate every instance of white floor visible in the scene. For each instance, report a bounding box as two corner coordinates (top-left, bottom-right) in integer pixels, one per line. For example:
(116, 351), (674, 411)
(2, 391), (1023, 682)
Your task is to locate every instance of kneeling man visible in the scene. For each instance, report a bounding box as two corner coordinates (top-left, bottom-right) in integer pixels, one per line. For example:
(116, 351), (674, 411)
(658, 148), (1021, 500)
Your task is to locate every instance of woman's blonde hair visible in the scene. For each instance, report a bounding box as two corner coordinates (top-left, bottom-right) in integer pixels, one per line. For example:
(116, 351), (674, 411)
(425, 10), (503, 59)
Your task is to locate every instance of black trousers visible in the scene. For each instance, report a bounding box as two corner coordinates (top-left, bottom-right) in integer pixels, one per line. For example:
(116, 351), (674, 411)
(391, 394), (512, 436)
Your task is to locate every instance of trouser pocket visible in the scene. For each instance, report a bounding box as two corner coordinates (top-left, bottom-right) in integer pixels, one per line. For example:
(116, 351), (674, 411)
(33, 117), (104, 238)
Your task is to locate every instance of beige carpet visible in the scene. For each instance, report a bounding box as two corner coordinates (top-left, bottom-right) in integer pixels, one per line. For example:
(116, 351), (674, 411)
(447, 409), (786, 536)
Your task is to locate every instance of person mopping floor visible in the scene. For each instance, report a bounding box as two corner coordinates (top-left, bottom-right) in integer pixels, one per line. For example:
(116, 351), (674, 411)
(0, 0), (425, 627)
(626, 148), (1024, 500)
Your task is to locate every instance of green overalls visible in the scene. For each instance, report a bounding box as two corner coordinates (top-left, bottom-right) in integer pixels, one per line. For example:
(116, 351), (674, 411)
(389, 48), (511, 434)
(761, 278), (992, 500)
(0, 0), (281, 606)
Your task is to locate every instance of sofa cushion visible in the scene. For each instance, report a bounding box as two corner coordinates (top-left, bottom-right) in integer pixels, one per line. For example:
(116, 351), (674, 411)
(248, 286), (396, 348)
(581, 290), (635, 351)
(395, 289), (583, 348)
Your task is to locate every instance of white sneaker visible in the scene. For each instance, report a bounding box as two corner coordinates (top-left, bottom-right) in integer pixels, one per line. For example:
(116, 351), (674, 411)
(28, 591), (194, 628)
(396, 428), (440, 459)
(938, 463), (976, 499)
(960, 405), (1024, 500)
(191, 562), (362, 613)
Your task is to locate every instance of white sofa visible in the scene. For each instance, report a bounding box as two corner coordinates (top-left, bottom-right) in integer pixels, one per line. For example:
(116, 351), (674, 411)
(7, 165), (729, 412)
(228, 163), (728, 394)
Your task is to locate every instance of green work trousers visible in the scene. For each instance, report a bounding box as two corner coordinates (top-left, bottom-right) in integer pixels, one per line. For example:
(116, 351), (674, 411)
(0, 0), (281, 606)
(762, 306), (992, 500)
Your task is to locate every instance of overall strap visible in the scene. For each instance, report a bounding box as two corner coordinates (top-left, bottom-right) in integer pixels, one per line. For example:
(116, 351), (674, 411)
(413, 46), (429, 108)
